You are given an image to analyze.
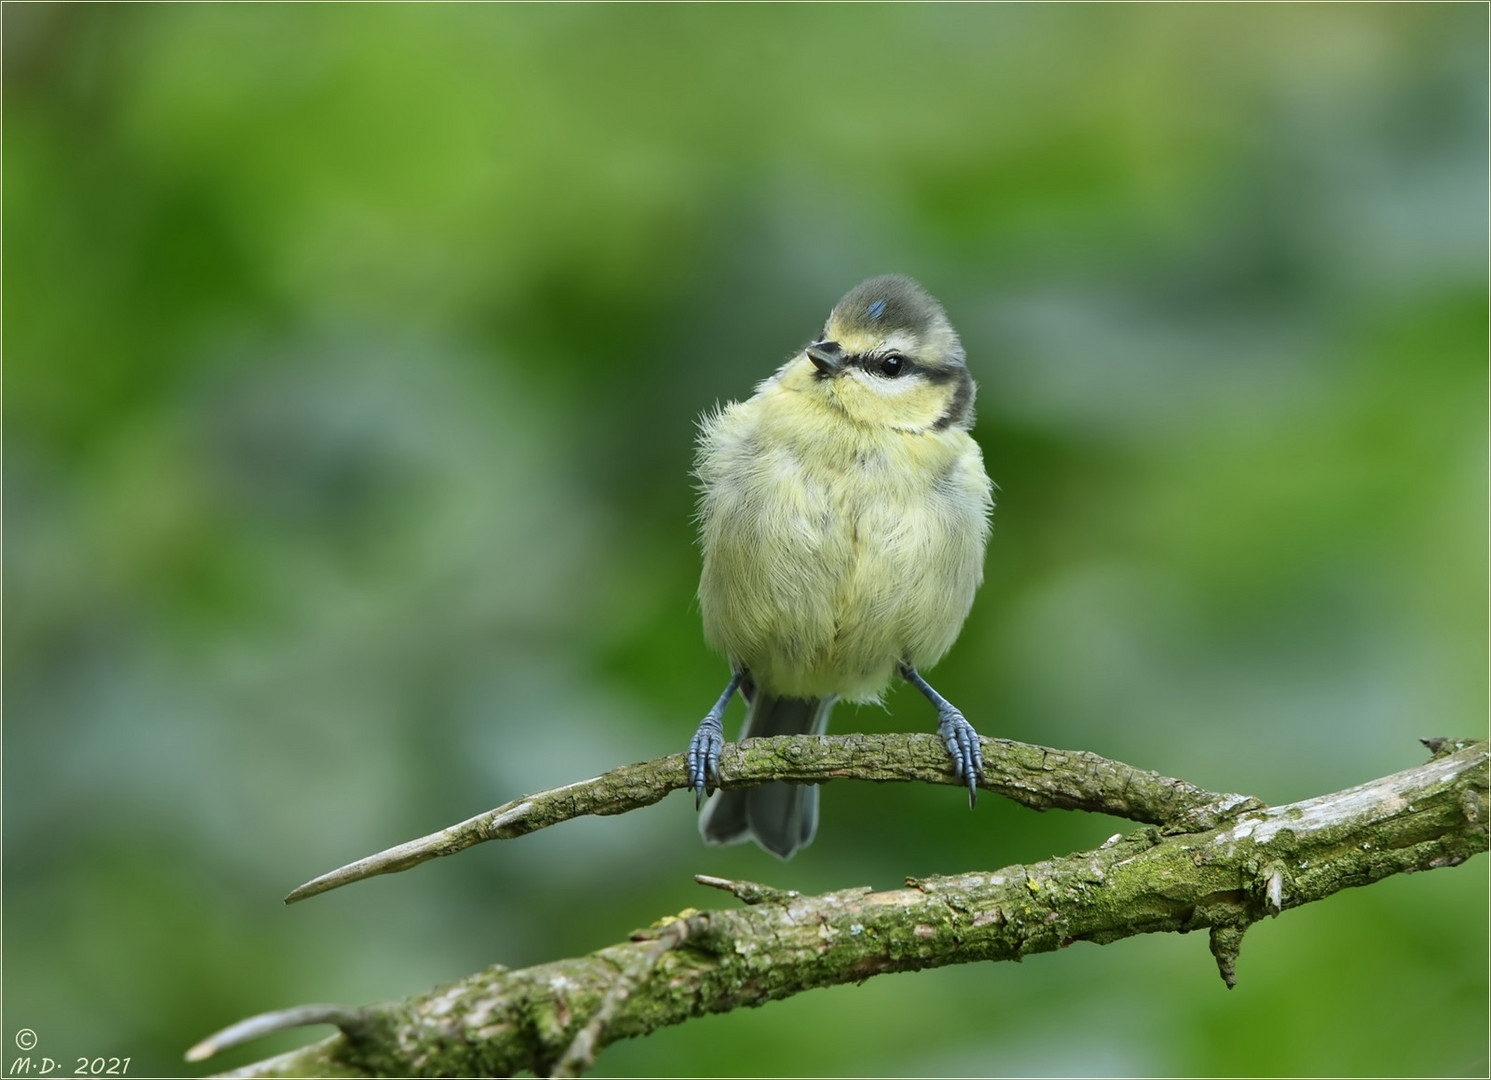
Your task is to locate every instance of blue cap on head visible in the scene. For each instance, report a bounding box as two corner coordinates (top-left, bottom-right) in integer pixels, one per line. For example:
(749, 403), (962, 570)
(829, 274), (950, 340)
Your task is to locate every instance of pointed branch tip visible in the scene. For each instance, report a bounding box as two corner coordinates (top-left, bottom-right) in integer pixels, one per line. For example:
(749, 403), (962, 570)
(186, 1004), (365, 1062)
(695, 873), (800, 905)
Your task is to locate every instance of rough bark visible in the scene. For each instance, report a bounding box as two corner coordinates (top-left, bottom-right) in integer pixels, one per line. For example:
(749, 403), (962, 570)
(195, 738), (1487, 1079)
(285, 733), (1264, 903)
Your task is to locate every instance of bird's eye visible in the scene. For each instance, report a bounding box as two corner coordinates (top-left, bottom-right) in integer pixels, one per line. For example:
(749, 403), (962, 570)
(877, 355), (907, 378)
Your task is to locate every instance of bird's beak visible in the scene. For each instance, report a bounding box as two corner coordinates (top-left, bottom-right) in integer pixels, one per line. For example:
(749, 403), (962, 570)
(806, 341), (844, 375)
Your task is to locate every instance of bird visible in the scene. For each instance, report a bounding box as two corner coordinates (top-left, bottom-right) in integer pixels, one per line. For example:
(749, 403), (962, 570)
(687, 274), (994, 859)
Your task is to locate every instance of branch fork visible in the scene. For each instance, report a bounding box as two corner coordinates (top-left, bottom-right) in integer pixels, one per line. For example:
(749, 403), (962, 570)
(191, 737), (1485, 1078)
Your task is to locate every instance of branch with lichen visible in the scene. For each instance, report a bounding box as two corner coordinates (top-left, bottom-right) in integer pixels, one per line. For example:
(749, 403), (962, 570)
(193, 737), (1486, 1078)
(285, 733), (1264, 903)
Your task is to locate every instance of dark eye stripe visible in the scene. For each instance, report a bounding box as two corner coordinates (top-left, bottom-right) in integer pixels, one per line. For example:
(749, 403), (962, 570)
(845, 351), (960, 385)
(846, 353), (911, 378)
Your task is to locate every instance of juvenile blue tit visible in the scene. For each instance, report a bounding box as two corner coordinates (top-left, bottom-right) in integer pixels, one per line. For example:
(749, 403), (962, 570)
(687, 274), (994, 859)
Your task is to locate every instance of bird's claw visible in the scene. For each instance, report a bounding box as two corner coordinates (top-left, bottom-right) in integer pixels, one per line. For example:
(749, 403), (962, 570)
(938, 710), (985, 808)
(688, 717), (724, 807)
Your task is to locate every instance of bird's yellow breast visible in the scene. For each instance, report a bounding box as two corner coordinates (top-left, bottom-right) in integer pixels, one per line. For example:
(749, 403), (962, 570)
(696, 373), (992, 701)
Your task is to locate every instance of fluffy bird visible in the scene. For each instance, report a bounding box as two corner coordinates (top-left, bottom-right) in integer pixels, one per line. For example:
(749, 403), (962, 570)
(688, 274), (994, 859)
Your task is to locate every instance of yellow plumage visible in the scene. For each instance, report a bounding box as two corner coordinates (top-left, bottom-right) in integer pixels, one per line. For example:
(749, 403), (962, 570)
(696, 363), (991, 702)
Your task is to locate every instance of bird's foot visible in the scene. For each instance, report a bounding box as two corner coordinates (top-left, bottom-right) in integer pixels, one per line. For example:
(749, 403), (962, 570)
(689, 670), (745, 806)
(901, 664), (985, 809)
(688, 715), (724, 807)
(937, 709), (985, 808)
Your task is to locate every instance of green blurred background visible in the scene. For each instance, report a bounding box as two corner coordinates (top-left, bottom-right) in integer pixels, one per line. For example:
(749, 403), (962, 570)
(5, 3), (1486, 1076)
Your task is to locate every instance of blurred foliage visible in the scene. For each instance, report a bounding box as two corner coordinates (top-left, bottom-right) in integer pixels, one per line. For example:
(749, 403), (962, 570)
(4, 4), (1486, 1077)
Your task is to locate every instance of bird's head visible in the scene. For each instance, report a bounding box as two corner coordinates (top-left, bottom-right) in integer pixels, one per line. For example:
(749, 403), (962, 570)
(784, 275), (974, 433)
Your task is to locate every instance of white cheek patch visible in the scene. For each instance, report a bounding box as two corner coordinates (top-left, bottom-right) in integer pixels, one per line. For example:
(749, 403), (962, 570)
(849, 368), (922, 398)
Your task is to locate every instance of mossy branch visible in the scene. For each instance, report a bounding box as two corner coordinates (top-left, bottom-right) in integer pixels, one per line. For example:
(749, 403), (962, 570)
(200, 738), (1486, 1078)
(286, 733), (1264, 903)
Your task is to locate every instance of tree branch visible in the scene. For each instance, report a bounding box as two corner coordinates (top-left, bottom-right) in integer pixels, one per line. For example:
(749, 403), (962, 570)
(285, 733), (1263, 903)
(202, 738), (1486, 1078)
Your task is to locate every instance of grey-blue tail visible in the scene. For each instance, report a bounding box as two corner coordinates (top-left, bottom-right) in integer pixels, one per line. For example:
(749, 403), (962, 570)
(698, 692), (836, 859)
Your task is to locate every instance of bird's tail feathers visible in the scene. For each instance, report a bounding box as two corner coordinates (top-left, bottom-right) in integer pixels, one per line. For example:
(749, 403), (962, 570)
(699, 692), (836, 859)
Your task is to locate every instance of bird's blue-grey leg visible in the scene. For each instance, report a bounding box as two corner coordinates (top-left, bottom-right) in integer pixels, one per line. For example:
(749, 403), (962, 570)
(688, 670), (745, 807)
(900, 665), (984, 808)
